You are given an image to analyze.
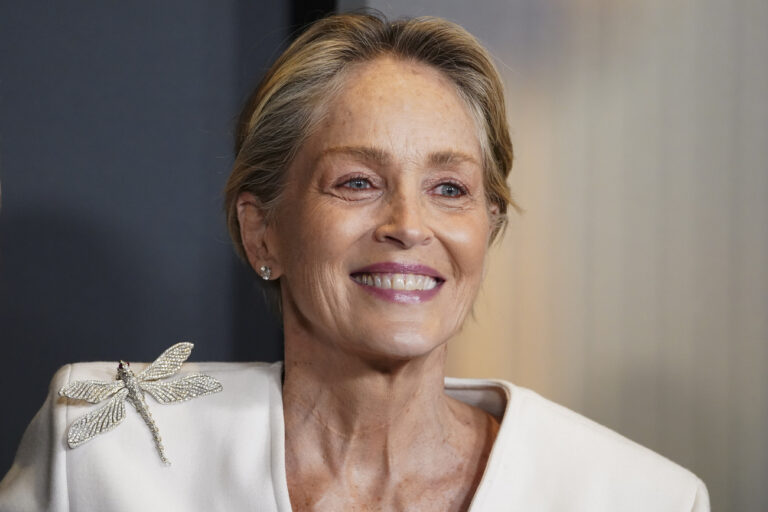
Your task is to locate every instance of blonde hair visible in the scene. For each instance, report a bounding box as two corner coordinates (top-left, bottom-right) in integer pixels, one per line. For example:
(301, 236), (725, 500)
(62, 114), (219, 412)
(224, 12), (517, 265)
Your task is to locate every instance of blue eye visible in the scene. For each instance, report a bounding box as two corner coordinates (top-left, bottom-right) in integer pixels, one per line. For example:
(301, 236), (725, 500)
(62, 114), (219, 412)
(344, 177), (372, 189)
(435, 182), (466, 197)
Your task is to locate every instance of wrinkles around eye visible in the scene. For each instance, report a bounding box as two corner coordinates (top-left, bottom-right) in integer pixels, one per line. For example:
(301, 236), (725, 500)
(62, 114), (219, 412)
(327, 173), (474, 206)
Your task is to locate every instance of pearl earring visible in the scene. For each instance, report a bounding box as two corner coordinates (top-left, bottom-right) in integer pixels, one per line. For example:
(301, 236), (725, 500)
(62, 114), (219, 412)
(259, 265), (272, 281)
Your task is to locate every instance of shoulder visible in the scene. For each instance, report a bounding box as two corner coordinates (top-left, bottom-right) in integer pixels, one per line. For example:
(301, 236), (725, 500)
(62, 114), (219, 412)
(453, 378), (710, 511)
(503, 382), (708, 510)
(1, 361), (286, 512)
(508, 383), (692, 470)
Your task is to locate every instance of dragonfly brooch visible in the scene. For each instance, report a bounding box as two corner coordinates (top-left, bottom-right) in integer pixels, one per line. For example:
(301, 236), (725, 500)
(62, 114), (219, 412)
(59, 342), (222, 464)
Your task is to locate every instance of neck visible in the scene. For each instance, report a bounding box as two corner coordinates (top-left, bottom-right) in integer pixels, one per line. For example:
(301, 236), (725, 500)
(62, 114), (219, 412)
(281, 323), (466, 475)
(285, 332), (449, 429)
(280, 314), (499, 510)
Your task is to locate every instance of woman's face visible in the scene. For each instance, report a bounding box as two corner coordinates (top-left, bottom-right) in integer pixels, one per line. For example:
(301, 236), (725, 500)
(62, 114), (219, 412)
(268, 56), (495, 362)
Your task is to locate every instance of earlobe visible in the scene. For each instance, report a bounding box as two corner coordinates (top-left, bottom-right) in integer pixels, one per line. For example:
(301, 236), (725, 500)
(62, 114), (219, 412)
(237, 192), (281, 278)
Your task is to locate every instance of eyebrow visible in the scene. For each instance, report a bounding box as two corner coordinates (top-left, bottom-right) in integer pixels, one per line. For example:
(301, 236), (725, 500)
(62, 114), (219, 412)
(427, 150), (481, 167)
(318, 145), (480, 167)
(319, 146), (391, 165)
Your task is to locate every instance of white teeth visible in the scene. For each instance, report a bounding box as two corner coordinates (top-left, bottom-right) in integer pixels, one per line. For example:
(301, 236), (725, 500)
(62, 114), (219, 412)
(353, 273), (439, 291)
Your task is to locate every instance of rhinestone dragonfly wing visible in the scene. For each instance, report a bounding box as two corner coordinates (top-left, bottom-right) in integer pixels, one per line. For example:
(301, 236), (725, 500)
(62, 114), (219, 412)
(136, 341), (194, 381)
(140, 374), (222, 403)
(59, 379), (125, 403)
(66, 387), (129, 447)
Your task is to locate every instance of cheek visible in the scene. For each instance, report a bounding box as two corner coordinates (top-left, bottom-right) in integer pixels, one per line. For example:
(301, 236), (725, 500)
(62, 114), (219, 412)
(281, 200), (368, 269)
(273, 198), (372, 313)
(438, 213), (491, 335)
(440, 213), (492, 281)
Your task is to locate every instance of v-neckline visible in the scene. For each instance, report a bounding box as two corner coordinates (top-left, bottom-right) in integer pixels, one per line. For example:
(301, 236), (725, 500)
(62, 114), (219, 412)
(269, 362), (514, 512)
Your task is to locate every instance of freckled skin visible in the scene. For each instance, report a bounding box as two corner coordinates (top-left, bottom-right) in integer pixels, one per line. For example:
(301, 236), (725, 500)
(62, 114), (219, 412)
(238, 57), (500, 511)
(273, 59), (491, 359)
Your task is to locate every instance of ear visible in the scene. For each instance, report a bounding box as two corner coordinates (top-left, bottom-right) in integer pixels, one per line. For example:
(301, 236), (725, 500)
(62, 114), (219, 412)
(236, 192), (282, 279)
(488, 201), (501, 227)
(486, 201), (504, 246)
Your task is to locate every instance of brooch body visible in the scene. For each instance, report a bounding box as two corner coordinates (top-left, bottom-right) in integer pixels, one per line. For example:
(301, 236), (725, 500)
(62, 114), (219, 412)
(59, 342), (222, 464)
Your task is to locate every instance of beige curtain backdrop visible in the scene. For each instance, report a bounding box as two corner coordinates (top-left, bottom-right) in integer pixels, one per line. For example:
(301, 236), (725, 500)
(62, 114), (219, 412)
(347, 0), (768, 510)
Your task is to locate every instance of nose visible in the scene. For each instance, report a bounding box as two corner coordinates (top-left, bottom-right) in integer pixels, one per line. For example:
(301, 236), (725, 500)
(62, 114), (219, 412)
(373, 191), (433, 249)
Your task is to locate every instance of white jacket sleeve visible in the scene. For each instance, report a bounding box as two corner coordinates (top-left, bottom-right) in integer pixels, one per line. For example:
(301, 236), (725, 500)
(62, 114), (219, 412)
(690, 477), (711, 512)
(0, 365), (72, 512)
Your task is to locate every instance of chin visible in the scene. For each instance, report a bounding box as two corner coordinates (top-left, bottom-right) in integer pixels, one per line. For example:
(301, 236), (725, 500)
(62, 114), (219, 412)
(353, 329), (447, 366)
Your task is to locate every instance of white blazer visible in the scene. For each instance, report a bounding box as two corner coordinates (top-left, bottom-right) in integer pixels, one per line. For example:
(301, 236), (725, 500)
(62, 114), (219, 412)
(0, 361), (709, 511)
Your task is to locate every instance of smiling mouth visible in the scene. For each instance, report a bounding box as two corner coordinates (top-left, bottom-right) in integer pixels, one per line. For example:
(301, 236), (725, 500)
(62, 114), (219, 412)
(351, 273), (441, 291)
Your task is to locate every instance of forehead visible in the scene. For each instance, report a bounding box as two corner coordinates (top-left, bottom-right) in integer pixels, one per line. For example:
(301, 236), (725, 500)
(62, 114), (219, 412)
(306, 56), (482, 164)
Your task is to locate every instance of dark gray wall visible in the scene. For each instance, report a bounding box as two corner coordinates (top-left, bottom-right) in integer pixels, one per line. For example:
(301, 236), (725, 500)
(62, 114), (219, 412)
(0, 0), (322, 474)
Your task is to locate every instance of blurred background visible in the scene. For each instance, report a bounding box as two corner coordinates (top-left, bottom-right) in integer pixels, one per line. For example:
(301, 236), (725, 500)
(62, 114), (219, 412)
(1, 0), (766, 510)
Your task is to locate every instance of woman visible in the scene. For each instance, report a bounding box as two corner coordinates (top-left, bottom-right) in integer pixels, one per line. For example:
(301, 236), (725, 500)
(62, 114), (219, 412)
(0, 13), (708, 511)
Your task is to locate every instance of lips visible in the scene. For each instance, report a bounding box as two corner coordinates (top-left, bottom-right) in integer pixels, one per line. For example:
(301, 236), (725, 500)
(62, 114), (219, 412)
(350, 262), (445, 304)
